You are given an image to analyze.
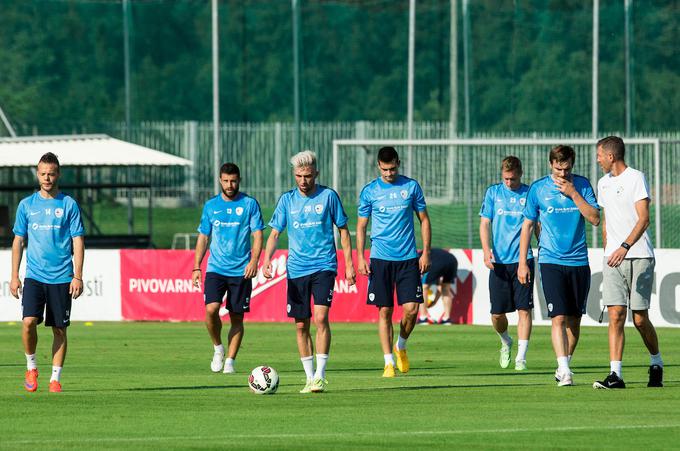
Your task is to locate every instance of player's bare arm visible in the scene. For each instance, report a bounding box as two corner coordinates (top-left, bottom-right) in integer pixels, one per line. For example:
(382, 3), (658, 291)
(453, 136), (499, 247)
(607, 198), (650, 268)
(10, 235), (24, 299)
(338, 225), (356, 285)
(554, 176), (600, 226)
(245, 229), (264, 279)
(69, 235), (85, 299)
(262, 228), (280, 279)
(417, 209), (431, 274)
(356, 216), (370, 276)
(517, 218), (534, 285)
(192, 233), (209, 288)
(479, 217), (495, 270)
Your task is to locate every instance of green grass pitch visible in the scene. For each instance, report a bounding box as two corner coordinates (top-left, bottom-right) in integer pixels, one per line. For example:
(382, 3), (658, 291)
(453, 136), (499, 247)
(0, 322), (678, 449)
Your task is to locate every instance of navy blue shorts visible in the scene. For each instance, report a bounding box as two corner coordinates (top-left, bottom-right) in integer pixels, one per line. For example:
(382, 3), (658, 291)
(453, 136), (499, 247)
(22, 278), (72, 328)
(489, 261), (535, 314)
(204, 272), (252, 314)
(539, 263), (590, 317)
(286, 270), (336, 319)
(367, 258), (423, 307)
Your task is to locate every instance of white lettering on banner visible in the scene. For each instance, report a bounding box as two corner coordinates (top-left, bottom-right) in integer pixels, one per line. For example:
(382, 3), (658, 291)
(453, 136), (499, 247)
(128, 278), (200, 294)
(334, 279), (358, 294)
(251, 254), (288, 297)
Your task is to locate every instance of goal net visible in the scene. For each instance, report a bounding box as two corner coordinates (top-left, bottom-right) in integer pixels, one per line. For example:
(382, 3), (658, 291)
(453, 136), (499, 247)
(332, 138), (661, 249)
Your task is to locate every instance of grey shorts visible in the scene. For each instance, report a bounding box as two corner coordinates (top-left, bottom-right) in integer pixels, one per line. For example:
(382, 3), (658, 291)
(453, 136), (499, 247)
(602, 257), (655, 310)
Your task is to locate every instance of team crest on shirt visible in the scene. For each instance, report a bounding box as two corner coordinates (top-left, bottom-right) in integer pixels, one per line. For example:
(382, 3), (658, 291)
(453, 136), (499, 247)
(314, 204), (323, 214)
(400, 190), (408, 199)
(54, 208), (64, 218)
(519, 198), (526, 206)
(616, 185), (624, 195)
(235, 207), (244, 216)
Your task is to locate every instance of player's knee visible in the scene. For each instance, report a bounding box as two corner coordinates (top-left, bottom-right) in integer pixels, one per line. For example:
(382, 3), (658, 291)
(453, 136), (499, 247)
(52, 327), (67, 339)
(633, 313), (649, 329)
(205, 302), (221, 316)
(22, 317), (38, 329)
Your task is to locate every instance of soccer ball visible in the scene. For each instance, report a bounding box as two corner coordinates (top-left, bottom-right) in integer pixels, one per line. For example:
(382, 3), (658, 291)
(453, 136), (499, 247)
(248, 366), (279, 394)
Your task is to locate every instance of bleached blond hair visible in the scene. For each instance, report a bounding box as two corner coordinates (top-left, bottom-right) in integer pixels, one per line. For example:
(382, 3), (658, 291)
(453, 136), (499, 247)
(290, 150), (317, 169)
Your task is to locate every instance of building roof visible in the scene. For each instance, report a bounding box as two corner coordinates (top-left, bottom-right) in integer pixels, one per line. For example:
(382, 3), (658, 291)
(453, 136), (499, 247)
(0, 134), (192, 167)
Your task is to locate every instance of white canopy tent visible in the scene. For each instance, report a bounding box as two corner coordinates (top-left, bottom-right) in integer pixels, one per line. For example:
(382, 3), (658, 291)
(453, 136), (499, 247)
(0, 134), (192, 167)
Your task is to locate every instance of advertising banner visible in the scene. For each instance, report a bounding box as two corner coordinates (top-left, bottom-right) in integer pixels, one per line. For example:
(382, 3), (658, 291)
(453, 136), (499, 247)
(0, 249), (121, 322)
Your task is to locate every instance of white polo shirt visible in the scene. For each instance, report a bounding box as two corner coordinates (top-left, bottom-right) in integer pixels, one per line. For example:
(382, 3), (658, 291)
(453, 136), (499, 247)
(597, 166), (654, 258)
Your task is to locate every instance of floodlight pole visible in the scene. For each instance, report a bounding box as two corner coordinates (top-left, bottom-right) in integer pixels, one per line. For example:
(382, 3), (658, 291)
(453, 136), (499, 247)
(123, 0), (131, 137)
(462, 0), (470, 136)
(292, 0), (301, 153)
(406, 0), (416, 177)
(624, 0), (632, 135)
(212, 0), (220, 196)
(591, 0), (599, 247)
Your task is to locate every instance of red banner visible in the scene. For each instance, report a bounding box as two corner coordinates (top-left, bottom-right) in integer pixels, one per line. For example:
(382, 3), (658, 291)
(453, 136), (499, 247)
(120, 249), (472, 323)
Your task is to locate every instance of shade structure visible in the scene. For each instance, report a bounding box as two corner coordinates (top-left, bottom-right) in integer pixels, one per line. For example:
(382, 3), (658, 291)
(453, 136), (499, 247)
(0, 134), (192, 167)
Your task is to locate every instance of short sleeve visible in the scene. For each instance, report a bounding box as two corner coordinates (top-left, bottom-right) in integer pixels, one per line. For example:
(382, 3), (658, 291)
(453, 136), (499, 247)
(479, 186), (494, 219)
(249, 199), (265, 232)
(597, 178), (606, 209)
(581, 179), (599, 209)
(411, 181), (427, 212)
(523, 184), (540, 221)
(197, 204), (212, 235)
(268, 195), (288, 232)
(358, 186), (372, 218)
(632, 172), (651, 203)
(68, 200), (85, 237)
(12, 202), (27, 237)
(329, 190), (348, 228)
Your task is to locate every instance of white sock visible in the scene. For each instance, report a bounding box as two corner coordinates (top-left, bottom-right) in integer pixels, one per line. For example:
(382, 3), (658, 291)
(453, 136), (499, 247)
(26, 354), (37, 370)
(557, 356), (570, 373)
(214, 344), (225, 354)
(567, 354), (572, 363)
(610, 360), (622, 378)
(650, 353), (663, 367)
(50, 366), (62, 382)
(396, 335), (408, 351)
(384, 353), (395, 366)
(224, 357), (235, 367)
(301, 356), (314, 380)
(516, 340), (529, 362)
(314, 354), (329, 380)
(498, 331), (512, 348)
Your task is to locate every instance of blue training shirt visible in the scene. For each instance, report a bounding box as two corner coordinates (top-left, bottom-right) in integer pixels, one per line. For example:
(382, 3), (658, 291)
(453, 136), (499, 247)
(358, 175), (427, 261)
(269, 185), (348, 279)
(523, 175), (598, 266)
(198, 193), (265, 277)
(13, 192), (85, 284)
(479, 183), (533, 264)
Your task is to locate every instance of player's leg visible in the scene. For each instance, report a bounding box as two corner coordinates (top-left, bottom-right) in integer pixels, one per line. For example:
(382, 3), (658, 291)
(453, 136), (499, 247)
(309, 271), (334, 391)
(44, 282), (71, 392)
(565, 265), (590, 361)
(21, 279), (43, 392)
(288, 275), (315, 391)
(204, 273), (227, 372)
(490, 264), (513, 368)
(629, 258), (663, 387)
(367, 259), (397, 376)
(439, 282), (453, 324)
(541, 264), (573, 385)
(513, 260), (534, 370)
(594, 258), (628, 388)
(222, 277), (252, 373)
(393, 258), (423, 374)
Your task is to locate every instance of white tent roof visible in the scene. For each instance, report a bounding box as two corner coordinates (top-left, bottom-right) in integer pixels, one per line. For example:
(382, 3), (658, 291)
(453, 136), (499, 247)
(0, 134), (192, 167)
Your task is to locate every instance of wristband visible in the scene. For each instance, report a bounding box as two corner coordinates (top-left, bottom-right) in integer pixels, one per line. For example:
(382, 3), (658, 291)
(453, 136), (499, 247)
(620, 242), (631, 250)
(73, 277), (83, 282)
(192, 268), (202, 272)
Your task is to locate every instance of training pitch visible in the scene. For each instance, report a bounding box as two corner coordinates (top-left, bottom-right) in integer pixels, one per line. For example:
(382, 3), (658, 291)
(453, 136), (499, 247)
(0, 322), (678, 449)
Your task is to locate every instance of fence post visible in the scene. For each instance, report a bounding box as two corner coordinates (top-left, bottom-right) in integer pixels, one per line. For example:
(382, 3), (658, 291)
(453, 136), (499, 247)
(183, 121), (199, 203)
(275, 122), (282, 199)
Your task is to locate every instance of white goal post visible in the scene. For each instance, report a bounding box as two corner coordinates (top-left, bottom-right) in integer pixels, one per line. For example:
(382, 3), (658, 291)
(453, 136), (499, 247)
(332, 138), (661, 248)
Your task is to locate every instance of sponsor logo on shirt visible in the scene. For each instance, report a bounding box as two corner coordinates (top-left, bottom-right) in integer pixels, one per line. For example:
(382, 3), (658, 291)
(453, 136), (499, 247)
(213, 220), (240, 228)
(31, 223), (61, 231)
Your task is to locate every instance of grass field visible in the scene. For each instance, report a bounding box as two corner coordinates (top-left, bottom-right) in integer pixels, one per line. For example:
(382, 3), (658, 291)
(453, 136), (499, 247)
(1, 322), (678, 449)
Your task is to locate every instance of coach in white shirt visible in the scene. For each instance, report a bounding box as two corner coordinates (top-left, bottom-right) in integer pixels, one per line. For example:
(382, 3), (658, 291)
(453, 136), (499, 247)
(593, 136), (664, 389)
